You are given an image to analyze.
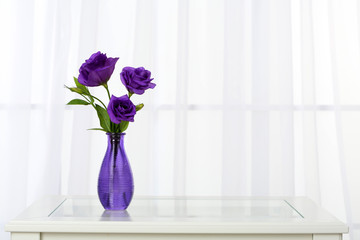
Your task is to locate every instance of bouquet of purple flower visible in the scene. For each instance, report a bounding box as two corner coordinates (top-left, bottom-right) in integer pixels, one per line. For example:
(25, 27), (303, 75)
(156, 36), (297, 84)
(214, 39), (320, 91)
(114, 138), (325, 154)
(65, 51), (156, 133)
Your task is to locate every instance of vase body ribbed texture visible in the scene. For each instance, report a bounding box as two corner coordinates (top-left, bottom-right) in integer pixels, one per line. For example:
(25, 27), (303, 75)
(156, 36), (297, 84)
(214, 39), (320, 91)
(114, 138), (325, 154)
(98, 133), (134, 210)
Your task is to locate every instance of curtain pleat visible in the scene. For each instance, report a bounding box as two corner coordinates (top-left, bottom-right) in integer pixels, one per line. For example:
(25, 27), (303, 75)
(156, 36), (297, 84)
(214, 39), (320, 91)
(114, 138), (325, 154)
(299, 0), (322, 204)
(251, 0), (271, 196)
(173, 0), (189, 196)
(223, 0), (251, 196)
(328, 0), (354, 238)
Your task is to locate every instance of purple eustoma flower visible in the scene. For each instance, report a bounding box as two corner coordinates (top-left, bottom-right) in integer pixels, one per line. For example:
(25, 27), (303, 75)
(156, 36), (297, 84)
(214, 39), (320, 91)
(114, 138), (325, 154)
(120, 67), (156, 95)
(78, 51), (119, 87)
(107, 95), (136, 123)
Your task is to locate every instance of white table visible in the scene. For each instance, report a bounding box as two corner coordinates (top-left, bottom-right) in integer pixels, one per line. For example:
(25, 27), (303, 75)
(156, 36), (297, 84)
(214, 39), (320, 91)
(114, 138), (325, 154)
(5, 196), (348, 240)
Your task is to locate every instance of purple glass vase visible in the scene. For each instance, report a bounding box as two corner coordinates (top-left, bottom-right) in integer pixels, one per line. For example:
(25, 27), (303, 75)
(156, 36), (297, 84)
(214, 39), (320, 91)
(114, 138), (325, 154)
(98, 133), (134, 210)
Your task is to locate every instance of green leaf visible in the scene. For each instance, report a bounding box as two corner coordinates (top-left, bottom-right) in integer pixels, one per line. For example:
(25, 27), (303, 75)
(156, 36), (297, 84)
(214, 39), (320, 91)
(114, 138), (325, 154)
(67, 99), (90, 105)
(65, 85), (86, 95)
(74, 77), (89, 93)
(136, 103), (144, 111)
(73, 77), (94, 103)
(95, 104), (111, 132)
(119, 121), (129, 132)
(87, 128), (107, 132)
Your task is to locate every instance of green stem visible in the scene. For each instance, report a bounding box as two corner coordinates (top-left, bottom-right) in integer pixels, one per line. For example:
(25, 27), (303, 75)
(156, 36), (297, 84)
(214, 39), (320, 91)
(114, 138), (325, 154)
(80, 94), (96, 110)
(103, 84), (111, 100)
(92, 96), (107, 109)
(128, 92), (133, 98)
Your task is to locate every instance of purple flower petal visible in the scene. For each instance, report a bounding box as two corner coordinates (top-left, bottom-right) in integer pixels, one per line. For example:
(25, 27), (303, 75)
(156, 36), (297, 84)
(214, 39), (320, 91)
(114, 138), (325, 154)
(120, 66), (155, 95)
(107, 95), (136, 124)
(78, 52), (118, 87)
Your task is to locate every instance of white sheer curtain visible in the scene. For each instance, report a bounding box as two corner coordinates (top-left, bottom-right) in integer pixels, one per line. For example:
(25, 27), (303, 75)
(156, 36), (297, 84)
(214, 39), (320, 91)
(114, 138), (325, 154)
(0, 0), (359, 239)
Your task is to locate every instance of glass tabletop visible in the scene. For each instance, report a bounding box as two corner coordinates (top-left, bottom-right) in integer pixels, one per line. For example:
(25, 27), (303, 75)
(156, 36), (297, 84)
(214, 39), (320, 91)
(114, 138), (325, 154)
(49, 198), (303, 222)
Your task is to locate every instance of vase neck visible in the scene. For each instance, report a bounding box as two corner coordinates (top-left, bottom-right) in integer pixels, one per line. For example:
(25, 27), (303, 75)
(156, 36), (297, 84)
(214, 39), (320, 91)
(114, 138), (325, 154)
(106, 132), (125, 145)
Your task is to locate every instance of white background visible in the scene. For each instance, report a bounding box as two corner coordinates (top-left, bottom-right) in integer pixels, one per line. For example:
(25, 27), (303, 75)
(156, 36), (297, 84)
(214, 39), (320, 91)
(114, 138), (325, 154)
(0, 0), (360, 240)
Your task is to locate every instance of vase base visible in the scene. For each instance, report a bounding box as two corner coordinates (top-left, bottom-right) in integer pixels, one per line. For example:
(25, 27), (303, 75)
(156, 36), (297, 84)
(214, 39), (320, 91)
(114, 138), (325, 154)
(104, 206), (129, 211)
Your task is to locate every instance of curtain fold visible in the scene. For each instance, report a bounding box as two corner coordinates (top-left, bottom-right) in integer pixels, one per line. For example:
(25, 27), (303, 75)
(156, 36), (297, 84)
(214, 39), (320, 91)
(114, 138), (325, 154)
(0, 0), (359, 239)
(173, 0), (189, 196)
(223, 0), (251, 196)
